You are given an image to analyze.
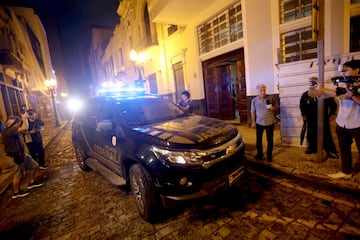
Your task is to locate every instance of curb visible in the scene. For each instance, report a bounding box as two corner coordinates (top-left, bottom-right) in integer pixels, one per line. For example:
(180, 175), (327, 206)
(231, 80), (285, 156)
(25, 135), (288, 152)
(245, 155), (360, 197)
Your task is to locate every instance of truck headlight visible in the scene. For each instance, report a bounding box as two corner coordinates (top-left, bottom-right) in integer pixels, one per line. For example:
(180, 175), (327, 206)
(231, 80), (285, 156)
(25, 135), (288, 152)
(152, 147), (203, 165)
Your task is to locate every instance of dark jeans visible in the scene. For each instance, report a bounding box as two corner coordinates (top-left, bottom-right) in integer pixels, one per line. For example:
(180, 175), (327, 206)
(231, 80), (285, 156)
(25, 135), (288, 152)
(307, 117), (337, 154)
(256, 123), (274, 158)
(336, 125), (360, 174)
(306, 118), (317, 152)
(323, 119), (337, 154)
(26, 141), (45, 167)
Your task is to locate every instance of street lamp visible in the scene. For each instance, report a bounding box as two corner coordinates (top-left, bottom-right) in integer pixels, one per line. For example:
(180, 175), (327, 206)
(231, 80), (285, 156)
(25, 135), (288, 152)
(45, 79), (60, 127)
(129, 49), (146, 88)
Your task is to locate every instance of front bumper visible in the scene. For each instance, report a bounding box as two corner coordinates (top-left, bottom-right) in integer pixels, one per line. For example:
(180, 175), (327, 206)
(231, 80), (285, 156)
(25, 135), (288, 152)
(160, 165), (246, 208)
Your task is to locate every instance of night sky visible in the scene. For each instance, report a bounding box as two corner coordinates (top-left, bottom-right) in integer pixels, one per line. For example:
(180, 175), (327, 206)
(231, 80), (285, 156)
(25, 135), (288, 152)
(2, 0), (119, 96)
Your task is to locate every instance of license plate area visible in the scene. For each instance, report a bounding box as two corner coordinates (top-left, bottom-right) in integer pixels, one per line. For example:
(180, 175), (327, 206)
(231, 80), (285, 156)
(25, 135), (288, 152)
(228, 167), (244, 186)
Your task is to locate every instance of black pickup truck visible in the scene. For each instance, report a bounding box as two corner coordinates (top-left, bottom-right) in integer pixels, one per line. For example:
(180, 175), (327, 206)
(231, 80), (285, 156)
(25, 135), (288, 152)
(71, 93), (246, 222)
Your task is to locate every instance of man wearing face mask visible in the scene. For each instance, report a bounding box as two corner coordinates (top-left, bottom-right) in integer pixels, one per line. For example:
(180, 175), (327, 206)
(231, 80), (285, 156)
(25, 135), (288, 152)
(310, 59), (360, 179)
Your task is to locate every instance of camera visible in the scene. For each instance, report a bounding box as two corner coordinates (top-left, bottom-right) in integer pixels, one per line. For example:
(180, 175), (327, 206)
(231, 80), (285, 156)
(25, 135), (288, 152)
(331, 76), (360, 96)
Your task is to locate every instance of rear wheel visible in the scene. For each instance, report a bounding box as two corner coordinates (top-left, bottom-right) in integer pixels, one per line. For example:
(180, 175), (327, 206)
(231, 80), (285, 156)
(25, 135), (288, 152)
(74, 143), (91, 171)
(129, 164), (162, 222)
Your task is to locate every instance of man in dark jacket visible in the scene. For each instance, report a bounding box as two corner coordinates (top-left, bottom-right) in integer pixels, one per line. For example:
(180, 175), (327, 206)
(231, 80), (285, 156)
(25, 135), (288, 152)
(300, 77), (338, 158)
(25, 109), (47, 169)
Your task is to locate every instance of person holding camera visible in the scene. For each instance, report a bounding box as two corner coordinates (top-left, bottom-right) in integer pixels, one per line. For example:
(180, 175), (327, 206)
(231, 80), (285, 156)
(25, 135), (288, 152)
(300, 77), (338, 158)
(2, 113), (44, 199)
(310, 60), (360, 179)
(251, 83), (279, 162)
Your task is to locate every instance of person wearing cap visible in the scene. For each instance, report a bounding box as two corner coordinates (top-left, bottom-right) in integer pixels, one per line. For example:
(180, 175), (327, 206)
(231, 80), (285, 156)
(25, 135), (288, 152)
(310, 59), (360, 179)
(25, 109), (47, 169)
(251, 83), (279, 162)
(299, 77), (338, 158)
(2, 113), (44, 199)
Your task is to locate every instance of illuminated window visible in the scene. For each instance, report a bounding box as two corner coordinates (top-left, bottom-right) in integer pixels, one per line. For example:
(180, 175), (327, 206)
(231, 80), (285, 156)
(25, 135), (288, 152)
(279, 0), (316, 63)
(197, 2), (242, 55)
(280, 0), (312, 24)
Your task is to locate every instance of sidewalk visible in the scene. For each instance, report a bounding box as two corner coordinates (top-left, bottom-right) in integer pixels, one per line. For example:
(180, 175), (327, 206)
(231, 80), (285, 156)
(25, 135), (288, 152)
(233, 122), (360, 195)
(0, 120), (69, 194)
(1, 120), (359, 196)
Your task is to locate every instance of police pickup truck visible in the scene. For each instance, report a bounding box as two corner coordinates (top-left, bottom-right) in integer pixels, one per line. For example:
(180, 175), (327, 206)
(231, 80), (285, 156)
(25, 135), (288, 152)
(71, 92), (246, 222)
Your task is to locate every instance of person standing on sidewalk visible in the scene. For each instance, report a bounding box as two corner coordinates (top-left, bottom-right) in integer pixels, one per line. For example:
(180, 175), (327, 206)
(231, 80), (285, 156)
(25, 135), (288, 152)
(2, 114), (44, 199)
(310, 59), (360, 179)
(299, 77), (338, 158)
(25, 109), (47, 169)
(251, 84), (279, 162)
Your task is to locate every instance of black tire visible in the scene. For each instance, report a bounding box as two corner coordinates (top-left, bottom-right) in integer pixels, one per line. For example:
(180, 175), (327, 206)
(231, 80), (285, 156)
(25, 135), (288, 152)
(129, 164), (162, 222)
(73, 143), (91, 171)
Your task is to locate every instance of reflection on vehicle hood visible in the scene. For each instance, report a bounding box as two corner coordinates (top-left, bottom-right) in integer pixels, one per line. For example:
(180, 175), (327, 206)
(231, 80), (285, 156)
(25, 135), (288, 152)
(132, 115), (238, 149)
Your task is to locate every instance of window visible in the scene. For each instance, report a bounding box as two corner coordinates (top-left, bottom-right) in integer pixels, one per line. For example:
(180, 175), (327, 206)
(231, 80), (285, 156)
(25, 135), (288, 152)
(167, 25), (178, 37)
(350, 2), (360, 52)
(279, 0), (316, 63)
(197, 2), (242, 55)
(280, 0), (312, 24)
(281, 27), (317, 63)
(350, 16), (360, 52)
(144, 4), (152, 46)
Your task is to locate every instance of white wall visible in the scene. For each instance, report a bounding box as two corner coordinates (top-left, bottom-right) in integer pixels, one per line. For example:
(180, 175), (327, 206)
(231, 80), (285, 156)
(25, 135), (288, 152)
(243, 0), (277, 96)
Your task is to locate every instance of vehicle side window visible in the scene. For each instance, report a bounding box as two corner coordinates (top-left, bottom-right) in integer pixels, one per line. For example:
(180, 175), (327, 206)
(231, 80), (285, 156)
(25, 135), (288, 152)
(97, 104), (113, 121)
(81, 101), (102, 129)
(96, 103), (114, 132)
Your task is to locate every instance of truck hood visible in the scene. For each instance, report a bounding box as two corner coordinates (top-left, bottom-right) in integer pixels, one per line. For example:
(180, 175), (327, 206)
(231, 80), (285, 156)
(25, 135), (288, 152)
(132, 115), (239, 149)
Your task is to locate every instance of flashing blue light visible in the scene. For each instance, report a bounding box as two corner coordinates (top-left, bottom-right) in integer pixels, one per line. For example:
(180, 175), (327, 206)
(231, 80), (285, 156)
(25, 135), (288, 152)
(96, 86), (146, 97)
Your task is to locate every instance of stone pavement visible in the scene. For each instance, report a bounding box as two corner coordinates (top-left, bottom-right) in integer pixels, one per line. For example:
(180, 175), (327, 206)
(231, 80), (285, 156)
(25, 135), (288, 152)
(0, 119), (359, 196)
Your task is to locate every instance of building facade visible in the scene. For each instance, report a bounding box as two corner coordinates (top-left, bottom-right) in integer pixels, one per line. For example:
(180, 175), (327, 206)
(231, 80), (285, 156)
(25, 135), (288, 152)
(93, 0), (360, 146)
(0, 6), (60, 126)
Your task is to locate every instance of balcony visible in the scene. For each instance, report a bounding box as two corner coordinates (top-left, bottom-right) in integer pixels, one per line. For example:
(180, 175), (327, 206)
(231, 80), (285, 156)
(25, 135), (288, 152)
(0, 49), (22, 69)
(148, 0), (236, 25)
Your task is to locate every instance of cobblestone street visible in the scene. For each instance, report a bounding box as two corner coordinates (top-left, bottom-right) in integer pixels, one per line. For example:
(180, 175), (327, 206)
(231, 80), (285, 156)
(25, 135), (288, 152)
(0, 124), (360, 239)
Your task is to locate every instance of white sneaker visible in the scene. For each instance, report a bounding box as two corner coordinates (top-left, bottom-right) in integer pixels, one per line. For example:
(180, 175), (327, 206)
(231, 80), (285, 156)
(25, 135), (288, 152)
(327, 172), (352, 179)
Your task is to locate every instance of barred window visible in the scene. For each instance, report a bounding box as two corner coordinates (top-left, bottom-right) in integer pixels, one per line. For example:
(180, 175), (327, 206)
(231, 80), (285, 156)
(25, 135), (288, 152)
(280, 0), (312, 24)
(197, 2), (242, 55)
(281, 27), (317, 63)
(279, 0), (316, 63)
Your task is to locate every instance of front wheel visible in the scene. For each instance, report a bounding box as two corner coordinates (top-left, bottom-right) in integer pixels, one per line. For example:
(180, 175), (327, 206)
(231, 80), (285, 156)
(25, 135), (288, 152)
(73, 143), (91, 171)
(129, 164), (162, 222)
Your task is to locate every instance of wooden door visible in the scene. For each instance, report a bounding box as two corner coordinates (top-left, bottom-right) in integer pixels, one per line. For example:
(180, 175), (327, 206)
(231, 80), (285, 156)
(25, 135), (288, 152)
(173, 62), (185, 102)
(236, 59), (247, 123)
(204, 65), (234, 120)
(202, 48), (246, 121)
(204, 67), (219, 118)
(218, 65), (234, 120)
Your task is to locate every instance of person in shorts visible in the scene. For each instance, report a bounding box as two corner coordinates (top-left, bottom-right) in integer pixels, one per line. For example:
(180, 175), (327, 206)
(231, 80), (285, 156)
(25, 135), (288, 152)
(2, 114), (44, 199)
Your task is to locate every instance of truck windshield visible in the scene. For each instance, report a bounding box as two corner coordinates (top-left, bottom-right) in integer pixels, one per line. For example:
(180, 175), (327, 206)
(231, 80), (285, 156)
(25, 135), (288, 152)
(118, 98), (186, 125)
